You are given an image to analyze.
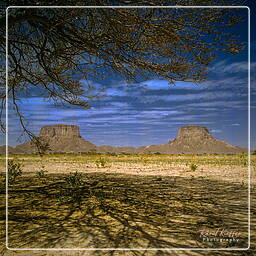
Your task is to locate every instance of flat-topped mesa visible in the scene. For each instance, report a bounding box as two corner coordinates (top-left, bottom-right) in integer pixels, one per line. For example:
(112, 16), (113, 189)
(7, 124), (247, 155)
(177, 126), (212, 140)
(39, 124), (81, 138)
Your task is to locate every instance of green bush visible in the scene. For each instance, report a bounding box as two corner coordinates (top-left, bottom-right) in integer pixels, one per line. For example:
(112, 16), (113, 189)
(0, 175), (5, 191)
(36, 169), (47, 180)
(95, 157), (107, 168)
(190, 163), (198, 172)
(107, 152), (117, 156)
(64, 171), (84, 187)
(239, 154), (248, 167)
(8, 159), (22, 184)
(60, 171), (85, 206)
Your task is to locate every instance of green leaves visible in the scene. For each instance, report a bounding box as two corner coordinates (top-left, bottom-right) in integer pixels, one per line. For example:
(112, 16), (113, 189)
(190, 163), (198, 172)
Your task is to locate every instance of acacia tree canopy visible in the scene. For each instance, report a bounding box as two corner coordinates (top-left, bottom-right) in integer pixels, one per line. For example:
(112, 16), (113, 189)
(0, 0), (244, 142)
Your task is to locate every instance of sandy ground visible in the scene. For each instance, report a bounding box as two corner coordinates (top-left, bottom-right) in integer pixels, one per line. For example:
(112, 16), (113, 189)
(17, 160), (254, 185)
(0, 155), (255, 255)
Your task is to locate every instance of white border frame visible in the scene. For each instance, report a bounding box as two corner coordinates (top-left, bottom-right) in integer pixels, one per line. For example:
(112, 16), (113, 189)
(5, 5), (251, 251)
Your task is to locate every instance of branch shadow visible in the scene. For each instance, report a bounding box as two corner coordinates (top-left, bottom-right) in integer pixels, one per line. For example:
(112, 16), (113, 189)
(1, 172), (255, 256)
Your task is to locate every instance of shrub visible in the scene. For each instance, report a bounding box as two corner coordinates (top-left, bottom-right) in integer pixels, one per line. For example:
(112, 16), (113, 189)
(107, 152), (117, 156)
(64, 171), (84, 187)
(95, 157), (107, 168)
(8, 159), (22, 184)
(0, 175), (4, 191)
(36, 168), (47, 181)
(140, 156), (150, 166)
(190, 163), (198, 172)
(61, 171), (85, 206)
(239, 154), (248, 167)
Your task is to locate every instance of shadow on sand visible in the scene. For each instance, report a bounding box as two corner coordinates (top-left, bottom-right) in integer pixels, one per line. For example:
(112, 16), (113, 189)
(0, 172), (254, 256)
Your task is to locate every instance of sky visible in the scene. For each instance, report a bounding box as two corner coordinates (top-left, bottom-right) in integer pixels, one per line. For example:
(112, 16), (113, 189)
(3, 4), (256, 149)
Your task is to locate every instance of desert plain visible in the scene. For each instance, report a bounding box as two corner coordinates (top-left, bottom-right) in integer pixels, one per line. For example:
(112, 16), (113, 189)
(0, 153), (255, 256)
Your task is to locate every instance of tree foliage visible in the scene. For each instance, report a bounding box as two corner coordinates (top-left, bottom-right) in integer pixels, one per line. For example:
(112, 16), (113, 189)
(0, 0), (244, 138)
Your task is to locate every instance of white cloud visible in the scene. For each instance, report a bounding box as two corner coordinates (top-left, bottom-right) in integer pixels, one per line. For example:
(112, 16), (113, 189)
(185, 100), (247, 109)
(140, 79), (202, 91)
(210, 129), (222, 133)
(209, 60), (256, 75)
(139, 91), (236, 104)
(104, 88), (128, 97)
(110, 102), (130, 108)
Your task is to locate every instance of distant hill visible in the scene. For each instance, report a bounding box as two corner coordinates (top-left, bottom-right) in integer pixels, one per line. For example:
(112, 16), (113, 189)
(13, 124), (96, 154)
(137, 126), (247, 154)
(2, 124), (247, 155)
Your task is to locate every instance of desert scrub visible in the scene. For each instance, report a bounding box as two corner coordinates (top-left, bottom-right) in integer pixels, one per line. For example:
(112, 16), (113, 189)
(36, 169), (45, 179)
(95, 157), (107, 168)
(64, 171), (84, 187)
(57, 171), (86, 206)
(0, 174), (4, 191)
(36, 168), (48, 183)
(140, 156), (150, 166)
(189, 163), (198, 172)
(239, 154), (248, 167)
(8, 159), (23, 184)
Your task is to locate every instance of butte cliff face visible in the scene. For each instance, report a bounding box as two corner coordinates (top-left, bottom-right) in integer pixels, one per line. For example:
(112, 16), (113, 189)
(8, 124), (246, 154)
(39, 124), (81, 138)
(137, 126), (246, 154)
(14, 124), (96, 154)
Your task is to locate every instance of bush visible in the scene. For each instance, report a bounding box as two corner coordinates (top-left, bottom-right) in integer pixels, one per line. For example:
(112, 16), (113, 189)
(190, 163), (198, 172)
(60, 171), (85, 206)
(8, 159), (22, 184)
(36, 169), (47, 181)
(239, 154), (248, 167)
(64, 171), (84, 187)
(107, 152), (117, 156)
(95, 157), (107, 168)
(0, 175), (5, 191)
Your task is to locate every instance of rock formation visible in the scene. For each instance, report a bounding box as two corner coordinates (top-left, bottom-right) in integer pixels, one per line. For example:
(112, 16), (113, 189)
(14, 124), (96, 154)
(4, 124), (247, 154)
(0, 145), (23, 155)
(39, 124), (81, 138)
(137, 126), (246, 154)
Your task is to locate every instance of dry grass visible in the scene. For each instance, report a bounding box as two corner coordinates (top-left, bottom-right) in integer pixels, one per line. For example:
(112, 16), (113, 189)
(1, 153), (254, 184)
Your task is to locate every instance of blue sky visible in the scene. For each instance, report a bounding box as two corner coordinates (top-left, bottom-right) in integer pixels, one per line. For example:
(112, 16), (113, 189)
(4, 5), (256, 149)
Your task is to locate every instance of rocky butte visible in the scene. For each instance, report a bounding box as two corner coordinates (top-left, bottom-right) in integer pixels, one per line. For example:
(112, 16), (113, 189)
(39, 124), (81, 138)
(2, 124), (247, 154)
(14, 124), (96, 154)
(137, 126), (247, 154)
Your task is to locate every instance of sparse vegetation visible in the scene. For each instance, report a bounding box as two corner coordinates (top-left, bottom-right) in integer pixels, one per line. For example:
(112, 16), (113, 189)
(0, 153), (253, 171)
(36, 169), (46, 179)
(36, 169), (48, 184)
(36, 160), (47, 179)
(95, 157), (107, 168)
(239, 154), (248, 167)
(0, 153), (253, 250)
(190, 163), (198, 172)
(0, 174), (4, 191)
(64, 171), (84, 187)
(3, 170), (251, 249)
(8, 159), (23, 184)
